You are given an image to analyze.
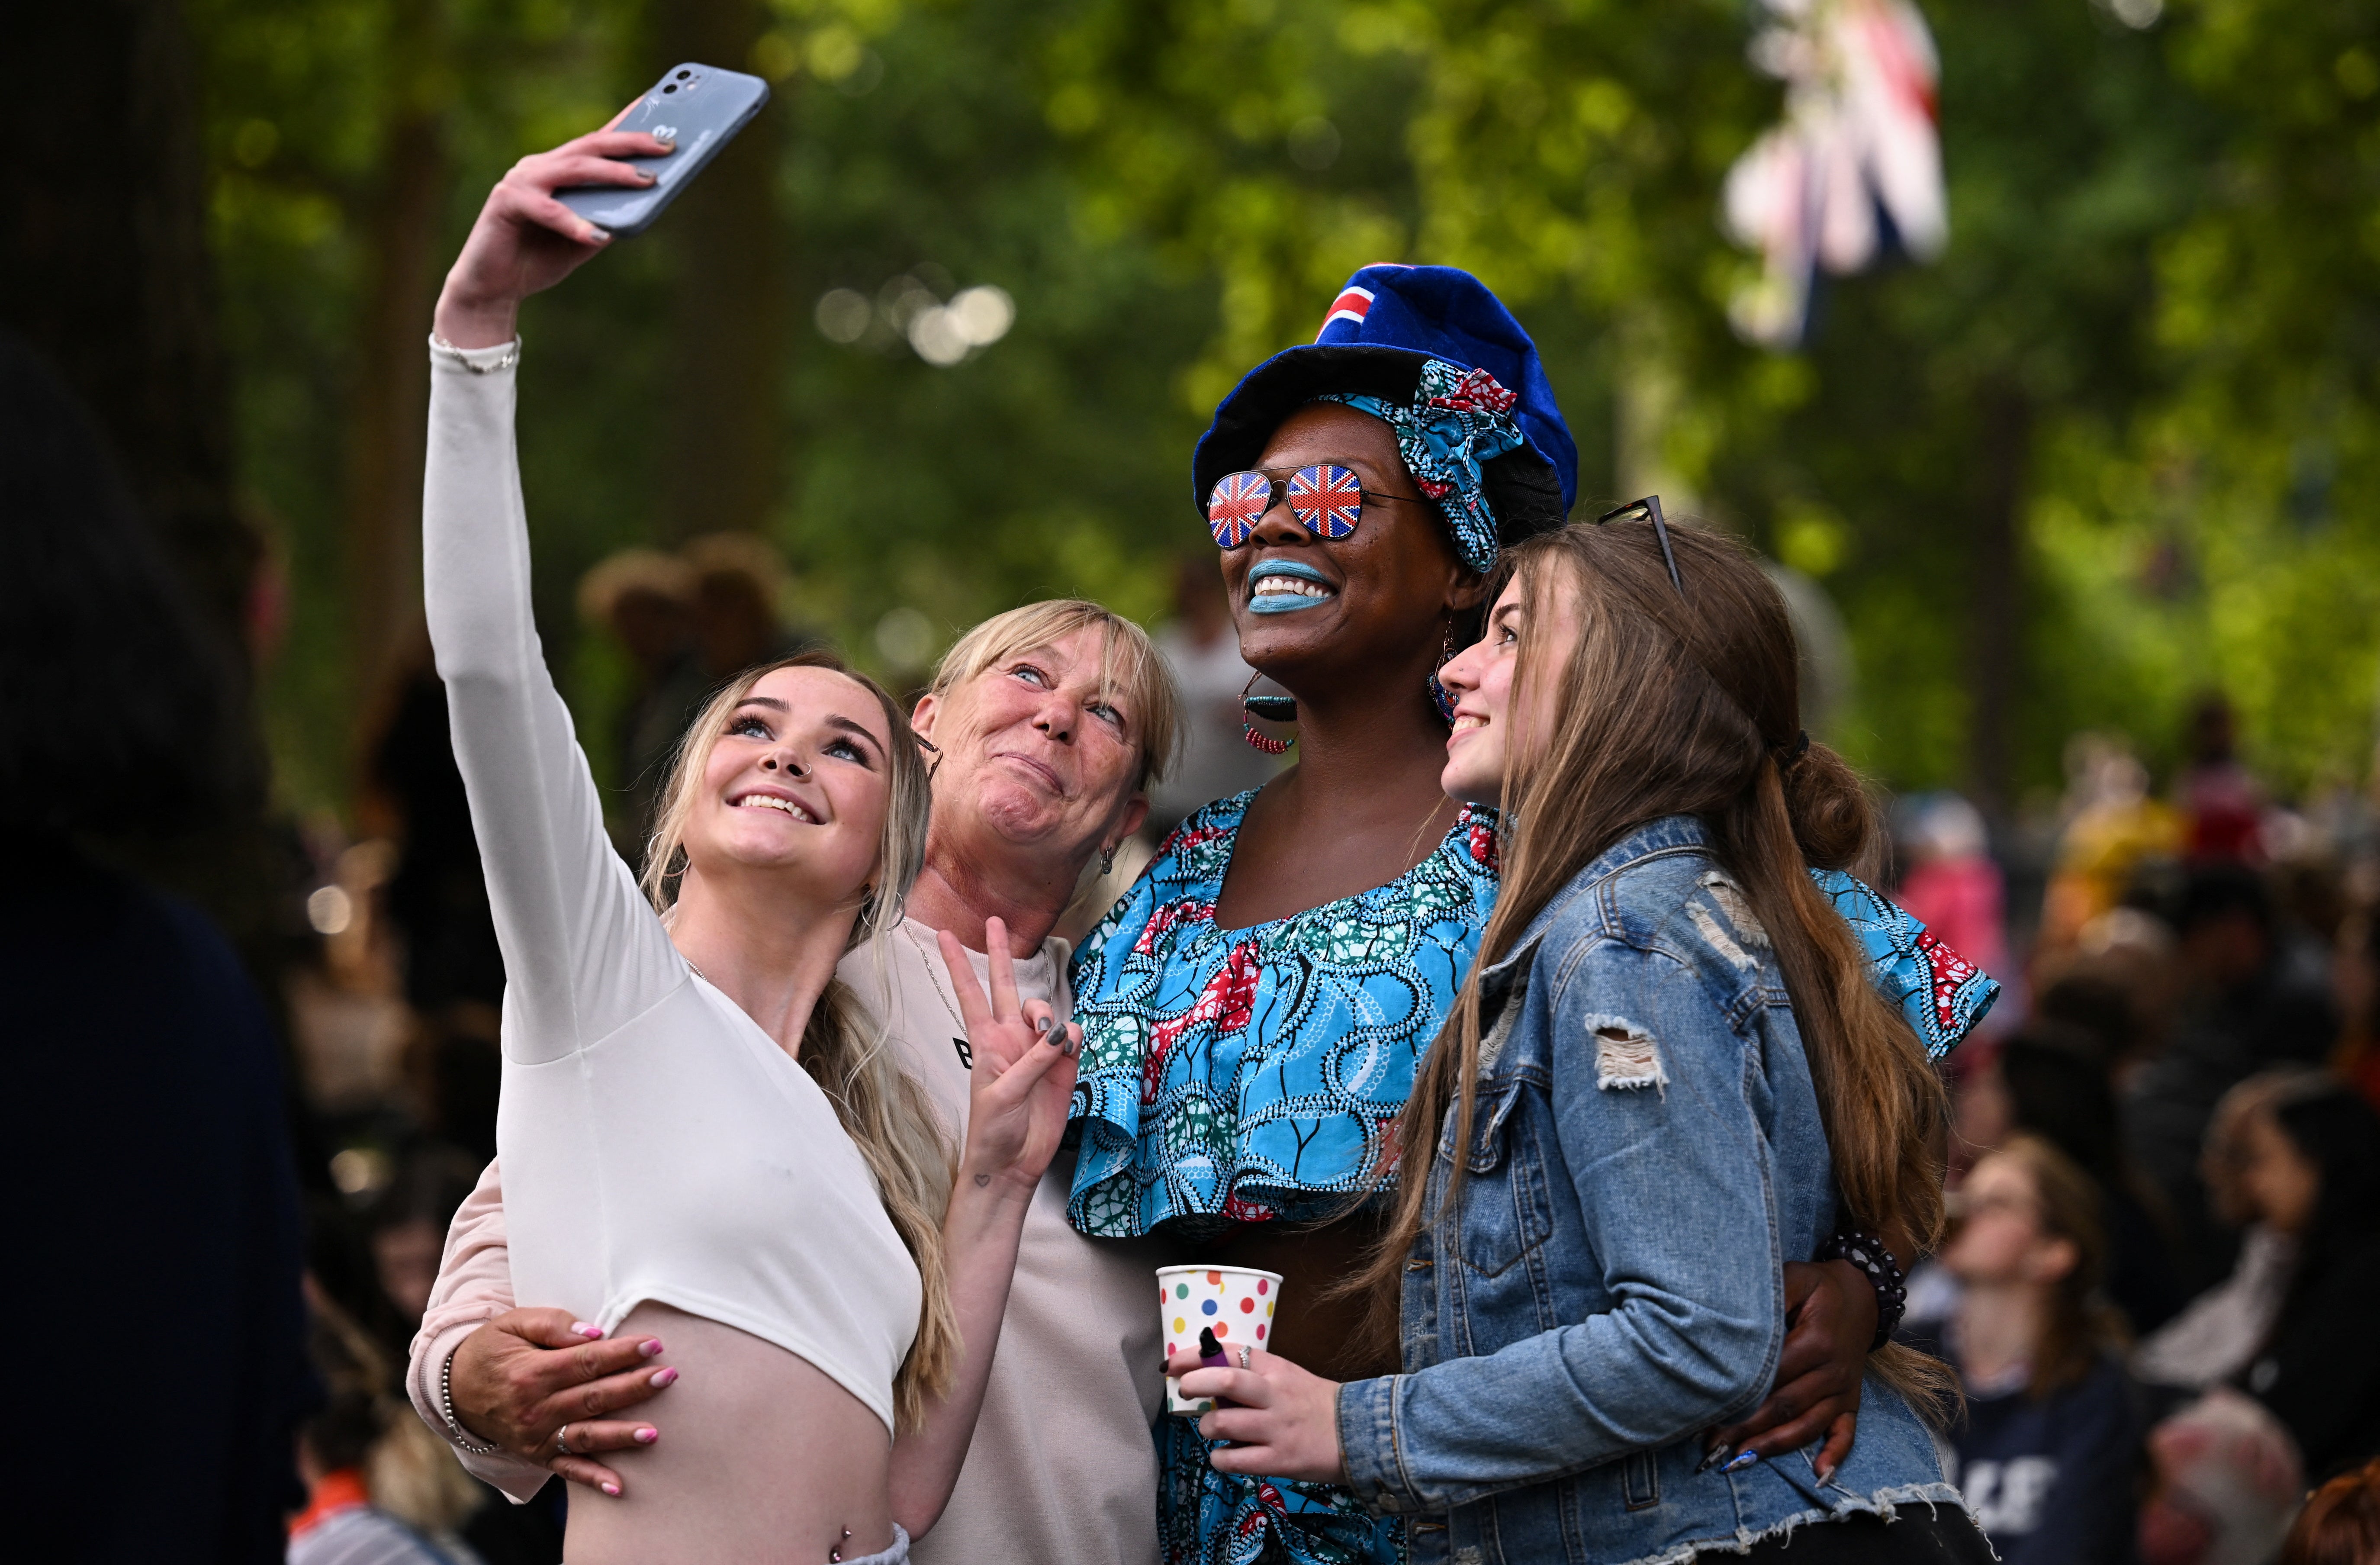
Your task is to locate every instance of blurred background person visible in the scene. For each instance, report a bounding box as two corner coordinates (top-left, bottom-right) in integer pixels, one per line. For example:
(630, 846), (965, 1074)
(2138, 1389), (2304, 1565)
(681, 530), (819, 683)
(1924, 1134), (2145, 1565)
(2179, 696), (2265, 865)
(2123, 863), (2338, 1291)
(1898, 791), (2014, 1027)
(1147, 551), (1274, 835)
(2039, 737), (2181, 955)
(2132, 1069), (2324, 1396)
(1955, 1027), (2185, 1335)
(2230, 1082), (2380, 1479)
(1, 330), (312, 1561)
(575, 547), (704, 854)
(2277, 1457), (2380, 1565)
(293, 1287), (486, 1565)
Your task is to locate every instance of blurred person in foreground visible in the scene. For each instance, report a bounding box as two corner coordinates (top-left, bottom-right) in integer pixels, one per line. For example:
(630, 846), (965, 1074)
(0, 331), (311, 1561)
(1922, 1134), (2144, 1565)
(2280, 1458), (2380, 1565)
(1148, 551), (1274, 834)
(2123, 863), (2338, 1291)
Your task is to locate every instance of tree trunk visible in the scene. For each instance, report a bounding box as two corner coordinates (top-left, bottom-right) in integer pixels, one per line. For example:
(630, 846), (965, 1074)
(648, 0), (786, 541)
(345, 1), (452, 711)
(1965, 384), (2031, 821)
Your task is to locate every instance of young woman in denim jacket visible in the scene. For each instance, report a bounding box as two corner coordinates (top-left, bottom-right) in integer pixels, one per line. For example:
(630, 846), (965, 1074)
(1168, 518), (1989, 1565)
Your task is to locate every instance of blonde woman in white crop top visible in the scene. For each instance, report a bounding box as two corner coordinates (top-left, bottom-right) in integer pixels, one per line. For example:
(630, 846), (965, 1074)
(427, 126), (1081, 1565)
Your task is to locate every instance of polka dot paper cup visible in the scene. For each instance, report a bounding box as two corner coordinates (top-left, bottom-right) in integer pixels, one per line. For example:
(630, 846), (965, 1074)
(1157, 1265), (1283, 1415)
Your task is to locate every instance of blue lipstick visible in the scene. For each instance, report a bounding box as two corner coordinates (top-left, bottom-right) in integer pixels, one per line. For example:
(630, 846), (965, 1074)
(1247, 559), (1338, 615)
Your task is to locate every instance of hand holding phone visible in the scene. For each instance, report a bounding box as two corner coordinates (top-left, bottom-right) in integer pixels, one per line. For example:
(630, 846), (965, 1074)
(431, 64), (768, 349)
(558, 64), (771, 238)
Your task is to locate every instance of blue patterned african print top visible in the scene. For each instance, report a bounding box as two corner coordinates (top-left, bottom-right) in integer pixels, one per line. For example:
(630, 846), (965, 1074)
(1068, 791), (1502, 1240)
(1068, 792), (1997, 1242)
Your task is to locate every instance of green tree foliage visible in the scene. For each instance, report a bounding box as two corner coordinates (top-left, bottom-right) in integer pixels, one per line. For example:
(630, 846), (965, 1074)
(193, 0), (2380, 820)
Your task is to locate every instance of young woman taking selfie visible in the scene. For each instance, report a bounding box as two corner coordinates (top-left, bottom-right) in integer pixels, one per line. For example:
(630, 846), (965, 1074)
(1169, 517), (1990, 1565)
(424, 128), (1078, 1564)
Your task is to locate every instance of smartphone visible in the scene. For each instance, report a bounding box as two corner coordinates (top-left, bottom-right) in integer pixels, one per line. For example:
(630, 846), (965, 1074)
(557, 63), (771, 238)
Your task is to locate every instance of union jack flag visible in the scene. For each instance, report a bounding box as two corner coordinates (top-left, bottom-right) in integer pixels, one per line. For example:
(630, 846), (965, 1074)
(1206, 470), (1271, 548)
(1287, 464), (1361, 538)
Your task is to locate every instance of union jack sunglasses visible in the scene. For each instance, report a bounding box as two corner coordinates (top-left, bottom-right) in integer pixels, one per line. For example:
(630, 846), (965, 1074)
(1595, 494), (1686, 595)
(1205, 464), (1424, 549)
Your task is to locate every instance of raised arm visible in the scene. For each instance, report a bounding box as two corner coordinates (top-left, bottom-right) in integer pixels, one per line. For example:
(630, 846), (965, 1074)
(425, 129), (687, 1062)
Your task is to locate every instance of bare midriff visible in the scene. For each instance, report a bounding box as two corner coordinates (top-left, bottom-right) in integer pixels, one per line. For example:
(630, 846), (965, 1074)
(563, 1302), (895, 1565)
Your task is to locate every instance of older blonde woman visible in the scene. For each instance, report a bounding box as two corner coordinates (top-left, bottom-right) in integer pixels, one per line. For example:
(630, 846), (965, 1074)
(408, 592), (1180, 1565)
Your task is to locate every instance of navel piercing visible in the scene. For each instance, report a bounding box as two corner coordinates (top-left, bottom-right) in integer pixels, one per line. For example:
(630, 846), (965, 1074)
(830, 1526), (853, 1562)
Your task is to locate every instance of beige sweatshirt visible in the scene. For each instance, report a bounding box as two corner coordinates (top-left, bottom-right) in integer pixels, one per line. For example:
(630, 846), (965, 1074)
(407, 917), (1167, 1565)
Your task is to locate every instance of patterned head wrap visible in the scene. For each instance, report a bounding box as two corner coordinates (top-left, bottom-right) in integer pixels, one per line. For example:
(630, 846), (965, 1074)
(1316, 359), (1528, 574)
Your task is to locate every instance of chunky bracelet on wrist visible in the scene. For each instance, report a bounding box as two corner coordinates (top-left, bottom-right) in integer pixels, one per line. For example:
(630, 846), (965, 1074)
(1818, 1225), (1908, 1351)
(439, 1346), (504, 1456)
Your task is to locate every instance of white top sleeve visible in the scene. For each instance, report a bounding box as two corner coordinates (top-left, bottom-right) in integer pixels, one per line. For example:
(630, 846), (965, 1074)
(421, 339), (686, 1065)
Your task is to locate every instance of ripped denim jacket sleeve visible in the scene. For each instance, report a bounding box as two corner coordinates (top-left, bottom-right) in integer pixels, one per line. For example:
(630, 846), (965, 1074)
(1337, 909), (1790, 1515)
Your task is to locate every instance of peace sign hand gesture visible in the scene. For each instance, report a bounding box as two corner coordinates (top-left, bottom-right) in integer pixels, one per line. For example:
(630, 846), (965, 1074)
(937, 920), (1081, 1199)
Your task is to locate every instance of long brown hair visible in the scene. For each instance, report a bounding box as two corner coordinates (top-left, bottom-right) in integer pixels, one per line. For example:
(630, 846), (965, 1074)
(640, 649), (958, 1430)
(1352, 519), (1952, 1411)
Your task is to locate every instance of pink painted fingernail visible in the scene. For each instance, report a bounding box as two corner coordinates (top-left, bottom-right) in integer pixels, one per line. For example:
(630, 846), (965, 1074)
(640, 1338), (665, 1357)
(634, 1426), (658, 1443)
(572, 1321), (602, 1339)
(601, 1481), (621, 1497)
(651, 1366), (678, 1388)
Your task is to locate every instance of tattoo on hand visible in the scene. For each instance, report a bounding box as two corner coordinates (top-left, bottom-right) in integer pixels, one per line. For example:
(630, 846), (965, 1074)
(975, 1173), (991, 1187)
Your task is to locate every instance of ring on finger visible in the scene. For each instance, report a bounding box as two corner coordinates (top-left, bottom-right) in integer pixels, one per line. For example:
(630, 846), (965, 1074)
(1238, 1346), (1251, 1370)
(556, 1424), (573, 1456)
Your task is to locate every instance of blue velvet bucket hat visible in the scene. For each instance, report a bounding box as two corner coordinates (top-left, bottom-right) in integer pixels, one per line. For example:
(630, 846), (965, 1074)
(1192, 264), (1578, 572)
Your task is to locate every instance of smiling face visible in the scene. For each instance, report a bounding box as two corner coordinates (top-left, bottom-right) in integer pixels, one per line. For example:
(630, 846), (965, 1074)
(1436, 566), (1582, 807)
(913, 623), (1150, 866)
(1223, 402), (1481, 691)
(679, 663), (896, 909)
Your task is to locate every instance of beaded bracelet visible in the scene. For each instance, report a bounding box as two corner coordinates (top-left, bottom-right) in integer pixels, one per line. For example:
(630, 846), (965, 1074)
(1817, 1225), (1907, 1352)
(439, 1346), (504, 1457)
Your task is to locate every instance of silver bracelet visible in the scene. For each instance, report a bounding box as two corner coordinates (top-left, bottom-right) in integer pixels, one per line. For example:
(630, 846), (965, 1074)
(428, 331), (521, 373)
(438, 1345), (504, 1456)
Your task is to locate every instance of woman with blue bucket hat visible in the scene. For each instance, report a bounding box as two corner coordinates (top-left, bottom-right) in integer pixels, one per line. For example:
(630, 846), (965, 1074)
(1068, 266), (1997, 1565)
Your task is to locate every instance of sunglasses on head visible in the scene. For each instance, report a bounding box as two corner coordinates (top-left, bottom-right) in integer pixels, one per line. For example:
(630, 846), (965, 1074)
(1594, 494), (1685, 595)
(1205, 464), (1426, 549)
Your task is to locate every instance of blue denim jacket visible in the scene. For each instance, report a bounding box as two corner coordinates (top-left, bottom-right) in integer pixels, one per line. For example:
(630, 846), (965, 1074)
(1335, 816), (1967, 1565)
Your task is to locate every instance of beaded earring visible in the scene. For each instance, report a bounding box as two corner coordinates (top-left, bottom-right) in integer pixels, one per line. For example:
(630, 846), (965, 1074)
(1241, 671), (1295, 755)
(1427, 617), (1458, 724)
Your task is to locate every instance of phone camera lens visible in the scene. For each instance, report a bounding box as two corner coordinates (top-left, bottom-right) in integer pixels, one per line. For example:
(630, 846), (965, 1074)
(676, 70), (691, 79)
(663, 83), (677, 93)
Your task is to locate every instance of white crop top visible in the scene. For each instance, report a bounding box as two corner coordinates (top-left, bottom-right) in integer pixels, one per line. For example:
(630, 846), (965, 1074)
(422, 340), (920, 1435)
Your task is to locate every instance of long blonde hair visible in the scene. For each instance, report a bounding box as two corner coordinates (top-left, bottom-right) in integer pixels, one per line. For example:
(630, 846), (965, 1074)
(1355, 521), (1954, 1415)
(639, 649), (958, 1428)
